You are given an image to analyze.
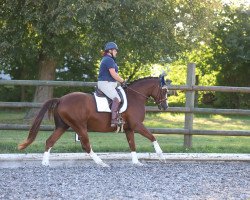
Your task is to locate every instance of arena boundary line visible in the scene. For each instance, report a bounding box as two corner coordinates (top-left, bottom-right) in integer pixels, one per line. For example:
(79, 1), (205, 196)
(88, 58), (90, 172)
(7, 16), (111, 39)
(0, 153), (249, 162)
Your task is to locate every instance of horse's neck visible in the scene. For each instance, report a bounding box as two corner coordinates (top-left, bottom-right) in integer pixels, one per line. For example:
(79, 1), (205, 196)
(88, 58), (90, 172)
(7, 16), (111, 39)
(128, 79), (157, 98)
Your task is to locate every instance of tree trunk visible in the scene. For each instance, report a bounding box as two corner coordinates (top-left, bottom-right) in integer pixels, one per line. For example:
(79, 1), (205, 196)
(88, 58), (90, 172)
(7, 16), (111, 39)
(20, 66), (29, 102)
(25, 55), (57, 120)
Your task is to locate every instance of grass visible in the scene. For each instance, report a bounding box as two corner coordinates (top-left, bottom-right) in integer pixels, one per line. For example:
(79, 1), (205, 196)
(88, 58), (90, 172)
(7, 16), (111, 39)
(145, 113), (250, 130)
(0, 110), (250, 154)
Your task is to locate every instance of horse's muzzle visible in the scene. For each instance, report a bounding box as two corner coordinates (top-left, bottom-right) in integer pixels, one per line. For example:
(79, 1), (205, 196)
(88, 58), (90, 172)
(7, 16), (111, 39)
(158, 102), (168, 111)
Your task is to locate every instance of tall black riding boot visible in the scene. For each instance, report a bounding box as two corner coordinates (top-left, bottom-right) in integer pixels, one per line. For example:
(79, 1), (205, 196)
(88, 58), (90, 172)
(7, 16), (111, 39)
(111, 97), (120, 127)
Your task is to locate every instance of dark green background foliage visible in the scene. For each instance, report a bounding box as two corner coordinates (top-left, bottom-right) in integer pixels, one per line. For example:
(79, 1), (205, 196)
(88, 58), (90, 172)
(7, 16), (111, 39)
(0, 1), (249, 108)
(211, 6), (250, 108)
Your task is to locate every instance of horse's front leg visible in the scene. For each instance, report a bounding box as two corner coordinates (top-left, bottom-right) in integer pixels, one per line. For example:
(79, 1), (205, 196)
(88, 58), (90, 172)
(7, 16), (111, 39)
(135, 123), (165, 162)
(125, 129), (143, 166)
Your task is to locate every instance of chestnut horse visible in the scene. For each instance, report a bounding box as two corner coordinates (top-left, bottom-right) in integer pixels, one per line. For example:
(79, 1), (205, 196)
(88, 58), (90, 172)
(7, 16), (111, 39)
(18, 76), (169, 167)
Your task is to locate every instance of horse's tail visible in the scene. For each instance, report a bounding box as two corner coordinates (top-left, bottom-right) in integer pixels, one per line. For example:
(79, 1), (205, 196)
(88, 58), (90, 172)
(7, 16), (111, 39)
(18, 98), (60, 150)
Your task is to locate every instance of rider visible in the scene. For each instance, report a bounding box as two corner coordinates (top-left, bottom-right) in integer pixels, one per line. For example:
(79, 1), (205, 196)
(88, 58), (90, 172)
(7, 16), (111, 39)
(97, 42), (125, 127)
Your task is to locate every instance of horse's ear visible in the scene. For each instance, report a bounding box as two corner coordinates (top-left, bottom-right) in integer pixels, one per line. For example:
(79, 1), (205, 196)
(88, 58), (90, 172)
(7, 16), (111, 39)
(159, 72), (166, 87)
(160, 70), (166, 77)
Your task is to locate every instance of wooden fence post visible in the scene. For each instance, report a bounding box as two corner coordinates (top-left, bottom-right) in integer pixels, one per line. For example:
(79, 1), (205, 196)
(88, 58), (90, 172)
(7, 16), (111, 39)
(184, 63), (196, 148)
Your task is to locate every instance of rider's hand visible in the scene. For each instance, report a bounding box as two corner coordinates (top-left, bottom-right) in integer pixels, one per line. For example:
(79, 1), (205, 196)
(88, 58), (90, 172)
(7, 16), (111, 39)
(121, 80), (128, 88)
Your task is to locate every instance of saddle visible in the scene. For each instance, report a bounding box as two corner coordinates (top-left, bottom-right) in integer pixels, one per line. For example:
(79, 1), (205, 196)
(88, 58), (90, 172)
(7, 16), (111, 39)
(93, 86), (127, 113)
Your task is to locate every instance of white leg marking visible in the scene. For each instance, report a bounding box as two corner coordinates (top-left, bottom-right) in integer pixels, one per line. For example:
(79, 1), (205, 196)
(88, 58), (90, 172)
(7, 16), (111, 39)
(153, 141), (165, 161)
(42, 147), (52, 166)
(131, 151), (143, 166)
(89, 149), (109, 167)
(153, 141), (163, 154)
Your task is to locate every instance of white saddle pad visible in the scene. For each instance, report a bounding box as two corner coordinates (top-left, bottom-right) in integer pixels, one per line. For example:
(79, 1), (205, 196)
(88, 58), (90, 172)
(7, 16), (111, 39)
(94, 86), (127, 113)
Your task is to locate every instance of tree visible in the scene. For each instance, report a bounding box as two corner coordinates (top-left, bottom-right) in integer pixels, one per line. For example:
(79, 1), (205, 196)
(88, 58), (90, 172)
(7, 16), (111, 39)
(210, 6), (250, 108)
(1, 0), (96, 117)
(0, 0), (221, 117)
(0, 1), (79, 115)
(167, 43), (218, 106)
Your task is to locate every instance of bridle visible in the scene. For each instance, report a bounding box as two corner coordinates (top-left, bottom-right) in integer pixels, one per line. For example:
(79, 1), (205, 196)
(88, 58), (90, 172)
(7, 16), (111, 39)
(154, 84), (168, 105)
(126, 80), (168, 107)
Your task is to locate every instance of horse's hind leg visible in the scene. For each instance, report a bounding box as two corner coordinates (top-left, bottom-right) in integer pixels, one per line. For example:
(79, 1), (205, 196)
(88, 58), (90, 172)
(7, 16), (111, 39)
(77, 127), (109, 167)
(42, 112), (69, 166)
(42, 127), (67, 166)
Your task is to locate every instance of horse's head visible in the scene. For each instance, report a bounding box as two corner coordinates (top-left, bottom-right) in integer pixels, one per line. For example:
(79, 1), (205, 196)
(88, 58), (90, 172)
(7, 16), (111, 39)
(151, 73), (171, 111)
(126, 75), (171, 110)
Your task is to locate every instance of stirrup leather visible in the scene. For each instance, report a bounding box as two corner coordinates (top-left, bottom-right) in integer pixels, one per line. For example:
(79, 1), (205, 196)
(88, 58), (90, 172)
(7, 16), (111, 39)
(111, 114), (125, 127)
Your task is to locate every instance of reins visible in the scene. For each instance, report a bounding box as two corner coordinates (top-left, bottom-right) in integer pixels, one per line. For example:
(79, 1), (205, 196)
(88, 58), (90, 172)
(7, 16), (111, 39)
(126, 86), (149, 99)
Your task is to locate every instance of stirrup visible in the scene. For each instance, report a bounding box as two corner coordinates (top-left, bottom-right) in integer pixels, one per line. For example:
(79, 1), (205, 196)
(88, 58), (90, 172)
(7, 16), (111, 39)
(118, 117), (125, 126)
(111, 117), (125, 127)
(111, 119), (119, 127)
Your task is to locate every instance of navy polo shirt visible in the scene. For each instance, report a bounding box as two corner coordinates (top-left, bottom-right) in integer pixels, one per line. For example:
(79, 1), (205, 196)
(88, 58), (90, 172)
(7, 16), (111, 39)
(98, 55), (118, 82)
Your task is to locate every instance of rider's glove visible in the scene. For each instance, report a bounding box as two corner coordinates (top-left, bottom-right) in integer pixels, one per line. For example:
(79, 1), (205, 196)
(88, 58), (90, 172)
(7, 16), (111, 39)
(121, 80), (128, 88)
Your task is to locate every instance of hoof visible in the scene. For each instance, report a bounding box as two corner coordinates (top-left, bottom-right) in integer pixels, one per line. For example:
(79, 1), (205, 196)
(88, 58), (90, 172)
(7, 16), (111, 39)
(42, 160), (49, 166)
(158, 153), (166, 163)
(133, 161), (143, 166)
(159, 158), (167, 163)
(98, 162), (110, 168)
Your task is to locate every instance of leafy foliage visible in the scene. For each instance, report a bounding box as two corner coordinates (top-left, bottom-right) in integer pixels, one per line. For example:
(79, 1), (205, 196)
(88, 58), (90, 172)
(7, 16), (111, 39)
(166, 43), (218, 106)
(211, 6), (250, 108)
(0, 0), (221, 76)
(1, 0), (222, 102)
(165, 5), (250, 108)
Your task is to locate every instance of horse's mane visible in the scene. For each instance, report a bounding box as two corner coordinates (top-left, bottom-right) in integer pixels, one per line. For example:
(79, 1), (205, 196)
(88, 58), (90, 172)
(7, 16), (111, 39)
(128, 77), (158, 86)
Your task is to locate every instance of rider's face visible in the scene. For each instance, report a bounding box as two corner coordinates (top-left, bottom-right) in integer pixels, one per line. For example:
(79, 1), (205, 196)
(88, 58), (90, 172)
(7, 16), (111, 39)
(110, 49), (118, 57)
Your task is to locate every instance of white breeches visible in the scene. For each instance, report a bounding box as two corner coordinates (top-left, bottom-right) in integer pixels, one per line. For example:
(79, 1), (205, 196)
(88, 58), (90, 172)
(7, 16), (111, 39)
(97, 81), (121, 102)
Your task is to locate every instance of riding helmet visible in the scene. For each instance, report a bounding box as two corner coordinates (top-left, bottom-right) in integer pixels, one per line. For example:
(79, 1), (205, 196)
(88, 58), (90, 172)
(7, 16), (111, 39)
(105, 42), (118, 51)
